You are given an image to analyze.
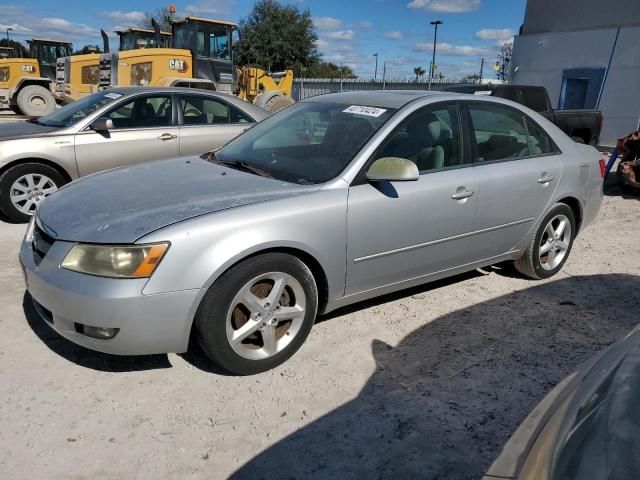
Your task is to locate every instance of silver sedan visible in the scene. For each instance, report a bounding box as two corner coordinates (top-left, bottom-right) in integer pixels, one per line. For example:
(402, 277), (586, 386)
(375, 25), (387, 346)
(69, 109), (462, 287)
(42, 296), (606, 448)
(20, 91), (604, 375)
(0, 87), (269, 222)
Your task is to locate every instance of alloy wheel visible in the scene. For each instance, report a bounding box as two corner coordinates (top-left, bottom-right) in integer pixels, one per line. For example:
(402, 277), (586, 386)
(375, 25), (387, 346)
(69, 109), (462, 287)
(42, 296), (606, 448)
(10, 173), (58, 215)
(539, 214), (572, 271)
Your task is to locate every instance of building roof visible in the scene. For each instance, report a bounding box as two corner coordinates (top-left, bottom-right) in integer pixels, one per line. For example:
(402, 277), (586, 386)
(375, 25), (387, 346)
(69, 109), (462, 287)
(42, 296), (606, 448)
(28, 38), (72, 44)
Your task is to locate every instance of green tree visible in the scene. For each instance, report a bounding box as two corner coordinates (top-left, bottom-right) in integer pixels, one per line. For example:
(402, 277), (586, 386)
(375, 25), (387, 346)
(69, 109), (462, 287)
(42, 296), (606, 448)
(0, 39), (28, 58)
(496, 41), (513, 82)
(143, 6), (181, 32)
(235, 0), (319, 74)
(413, 66), (426, 81)
(305, 62), (355, 79)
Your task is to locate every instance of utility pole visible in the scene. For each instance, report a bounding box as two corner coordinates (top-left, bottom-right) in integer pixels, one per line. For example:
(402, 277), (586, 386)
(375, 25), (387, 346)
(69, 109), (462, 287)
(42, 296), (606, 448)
(382, 61), (387, 90)
(340, 62), (344, 92)
(479, 58), (484, 84)
(373, 52), (379, 81)
(6, 27), (12, 42)
(428, 20), (442, 91)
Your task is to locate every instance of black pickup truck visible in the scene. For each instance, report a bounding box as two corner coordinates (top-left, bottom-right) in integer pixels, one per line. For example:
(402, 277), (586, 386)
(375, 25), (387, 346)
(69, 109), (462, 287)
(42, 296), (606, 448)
(444, 84), (603, 146)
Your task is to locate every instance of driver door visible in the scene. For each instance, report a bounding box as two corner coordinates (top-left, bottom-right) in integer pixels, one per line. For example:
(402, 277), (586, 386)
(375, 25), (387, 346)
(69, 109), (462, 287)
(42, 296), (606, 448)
(74, 93), (180, 176)
(346, 102), (479, 295)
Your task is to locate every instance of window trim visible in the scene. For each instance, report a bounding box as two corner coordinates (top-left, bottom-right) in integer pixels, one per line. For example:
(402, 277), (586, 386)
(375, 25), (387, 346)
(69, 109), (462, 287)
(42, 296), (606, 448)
(177, 93), (256, 127)
(462, 100), (562, 167)
(351, 101), (470, 186)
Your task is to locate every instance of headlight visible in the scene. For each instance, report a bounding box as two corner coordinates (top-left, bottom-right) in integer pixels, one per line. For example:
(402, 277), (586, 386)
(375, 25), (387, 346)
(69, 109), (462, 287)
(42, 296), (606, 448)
(61, 243), (169, 278)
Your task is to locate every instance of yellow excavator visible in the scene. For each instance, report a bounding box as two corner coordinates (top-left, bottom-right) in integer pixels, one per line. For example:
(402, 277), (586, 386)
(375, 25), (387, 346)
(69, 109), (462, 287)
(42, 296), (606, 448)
(57, 16), (294, 112)
(0, 39), (72, 115)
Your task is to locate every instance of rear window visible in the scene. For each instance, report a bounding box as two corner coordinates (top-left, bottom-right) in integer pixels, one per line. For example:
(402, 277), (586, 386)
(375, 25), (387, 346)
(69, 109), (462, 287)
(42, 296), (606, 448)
(522, 88), (548, 112)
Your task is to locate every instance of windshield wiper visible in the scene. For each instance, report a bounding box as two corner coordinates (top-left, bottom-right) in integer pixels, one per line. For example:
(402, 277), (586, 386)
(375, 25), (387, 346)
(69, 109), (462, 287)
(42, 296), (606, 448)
(203, 151), (272, 178)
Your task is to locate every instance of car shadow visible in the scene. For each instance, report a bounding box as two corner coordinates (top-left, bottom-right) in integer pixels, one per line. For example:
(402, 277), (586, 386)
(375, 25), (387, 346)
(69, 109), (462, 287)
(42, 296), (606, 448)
(603, 170), (640, 200)
(230, 273), (640, 480)
(22, 292), (171, 372)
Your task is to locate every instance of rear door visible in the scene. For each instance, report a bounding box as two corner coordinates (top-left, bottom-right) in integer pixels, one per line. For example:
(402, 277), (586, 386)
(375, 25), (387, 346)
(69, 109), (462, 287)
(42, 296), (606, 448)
(74, 93), (179, 176)
(463, 101), (563, 260)
(346, 102), (479, 294)
(177, 94), (255, 156)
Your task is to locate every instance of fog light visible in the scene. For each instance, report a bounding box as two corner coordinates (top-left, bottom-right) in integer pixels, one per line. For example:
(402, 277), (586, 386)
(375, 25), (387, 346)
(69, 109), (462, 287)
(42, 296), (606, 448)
(76, 323), (119, 339)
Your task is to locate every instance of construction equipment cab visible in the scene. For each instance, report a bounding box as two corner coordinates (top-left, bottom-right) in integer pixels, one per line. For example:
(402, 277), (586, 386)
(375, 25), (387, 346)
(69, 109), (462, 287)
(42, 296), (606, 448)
(0, 39), (70, 115)
(116, 27), (172, 50)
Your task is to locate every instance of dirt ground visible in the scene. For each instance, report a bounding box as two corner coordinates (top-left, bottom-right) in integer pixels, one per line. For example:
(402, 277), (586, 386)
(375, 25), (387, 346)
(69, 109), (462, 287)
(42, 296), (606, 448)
(0, 181), (638, 480)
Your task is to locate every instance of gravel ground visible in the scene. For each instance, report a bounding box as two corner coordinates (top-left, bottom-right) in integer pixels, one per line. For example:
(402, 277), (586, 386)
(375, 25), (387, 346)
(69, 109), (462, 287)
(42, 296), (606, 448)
(0, 181), (638, 480)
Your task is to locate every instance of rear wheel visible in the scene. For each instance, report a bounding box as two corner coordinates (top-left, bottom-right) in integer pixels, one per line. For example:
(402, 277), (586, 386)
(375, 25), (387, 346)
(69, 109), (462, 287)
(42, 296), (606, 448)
(195, 253), (318, 375)
(0, 163), (65, 223)
(514, 203), (576, 279)
(263, 94), (295, 113)
(16, 85), (56, 116)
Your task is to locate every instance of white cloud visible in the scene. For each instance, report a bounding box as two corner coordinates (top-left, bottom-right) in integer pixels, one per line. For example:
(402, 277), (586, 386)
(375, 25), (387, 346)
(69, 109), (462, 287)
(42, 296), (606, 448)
(384, 31), (404, 40)
(101, 11), (146, 25)
(2, 5), (24, 16)
(356, 20), (373, 29)
(325, 30), (355, 41)
(475, 28), (515, 45)
(413, 41), (492, 57)
(184, 0), (233, 16)
(0, 22), (33, 36)
(407, 0), (481, 13)
(313, 16), (343, 30)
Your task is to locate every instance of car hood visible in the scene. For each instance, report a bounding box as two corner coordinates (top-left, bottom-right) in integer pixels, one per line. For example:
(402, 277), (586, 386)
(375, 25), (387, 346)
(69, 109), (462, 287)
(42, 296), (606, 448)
(0, 120), (60, 141)
(37, 157), (318, 244)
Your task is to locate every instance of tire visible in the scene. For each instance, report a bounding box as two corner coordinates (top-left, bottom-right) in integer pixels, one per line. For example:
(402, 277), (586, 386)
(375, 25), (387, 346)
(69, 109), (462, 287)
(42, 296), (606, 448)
(263, 94), (295, 113)
(195, 253), (318, 375)
(16, 85), (56, 116)
(0, 163), (66, 223)
(514, 203), (576, 280)
(571, 136), (586, 144)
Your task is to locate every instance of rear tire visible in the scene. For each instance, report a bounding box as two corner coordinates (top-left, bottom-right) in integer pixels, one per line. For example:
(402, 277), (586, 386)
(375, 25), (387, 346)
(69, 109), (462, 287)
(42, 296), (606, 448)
(16, 85), (56, 116)
(263, 94), (295, 113)
(514, 203), (576, 280)
(195, 253), (318, 375)
(0, 163), (66, 223)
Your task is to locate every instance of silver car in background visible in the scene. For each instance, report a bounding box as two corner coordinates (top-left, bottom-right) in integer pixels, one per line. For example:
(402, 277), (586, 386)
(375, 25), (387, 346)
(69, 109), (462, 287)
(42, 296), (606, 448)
(0, 87), (268, 222)
(20, 91), (604, 375)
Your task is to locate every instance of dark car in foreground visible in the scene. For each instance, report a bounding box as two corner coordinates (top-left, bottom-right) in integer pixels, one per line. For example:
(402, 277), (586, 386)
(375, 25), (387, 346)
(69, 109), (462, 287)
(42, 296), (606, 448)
(484, 325), (640, 480)
(444, 84), (602, 146)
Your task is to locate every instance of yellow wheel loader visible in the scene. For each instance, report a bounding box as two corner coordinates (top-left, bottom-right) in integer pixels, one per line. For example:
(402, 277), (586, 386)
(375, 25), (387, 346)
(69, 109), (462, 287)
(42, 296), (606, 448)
(58, 16), (295, 112)
(0, 39), (71, 116)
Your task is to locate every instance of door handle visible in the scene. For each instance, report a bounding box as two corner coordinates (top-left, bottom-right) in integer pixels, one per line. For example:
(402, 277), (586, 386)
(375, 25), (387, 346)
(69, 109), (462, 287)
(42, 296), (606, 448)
(451, 189), (474, 200)
(538, 174), (554, 184)
(157, 133), (177, 141)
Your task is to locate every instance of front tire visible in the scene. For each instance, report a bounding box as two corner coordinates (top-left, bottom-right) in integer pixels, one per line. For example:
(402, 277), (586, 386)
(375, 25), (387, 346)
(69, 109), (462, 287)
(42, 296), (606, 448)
(16, 85), (56, 116)
(514, 203), (576, 279)
(0, 163), (65, 223)
(195, 253), (318, 375)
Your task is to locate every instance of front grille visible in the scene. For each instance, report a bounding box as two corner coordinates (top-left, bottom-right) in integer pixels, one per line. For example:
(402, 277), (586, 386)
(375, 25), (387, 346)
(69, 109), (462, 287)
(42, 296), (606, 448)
(32, 224), (55, 264)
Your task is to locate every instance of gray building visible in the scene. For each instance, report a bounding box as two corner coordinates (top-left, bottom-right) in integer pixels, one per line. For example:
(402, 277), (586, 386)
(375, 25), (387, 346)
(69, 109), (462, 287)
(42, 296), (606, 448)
(511, 0), (640, 145)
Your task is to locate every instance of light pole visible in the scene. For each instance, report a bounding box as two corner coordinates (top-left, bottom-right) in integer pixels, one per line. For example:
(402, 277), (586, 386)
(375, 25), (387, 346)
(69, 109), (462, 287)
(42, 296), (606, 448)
(428, 20), (442, 90)
(6, 27), (13, 42)
(373, 52), (379, 81)
(382, 61), (387, 90)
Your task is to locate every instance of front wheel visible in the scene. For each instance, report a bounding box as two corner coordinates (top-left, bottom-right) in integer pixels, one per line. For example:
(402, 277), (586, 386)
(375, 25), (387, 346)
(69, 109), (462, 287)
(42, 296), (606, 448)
(514, 203), (576, 279)
(195, 253), (318, 375)
(16, 85), (56, 116)
(0, 163), (65, 223)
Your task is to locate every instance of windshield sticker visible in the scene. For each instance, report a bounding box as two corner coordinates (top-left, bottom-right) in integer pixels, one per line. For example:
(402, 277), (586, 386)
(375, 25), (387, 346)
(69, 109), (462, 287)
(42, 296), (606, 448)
(104, 92), (123, 100)
(343, 105), (387, 117)
(473, 91), (493, 96)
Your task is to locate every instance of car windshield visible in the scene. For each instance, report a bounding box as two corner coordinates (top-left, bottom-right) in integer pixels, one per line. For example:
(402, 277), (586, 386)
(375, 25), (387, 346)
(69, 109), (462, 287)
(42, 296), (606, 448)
(214, 102), (396, 184)
(35, 91), (125, 128)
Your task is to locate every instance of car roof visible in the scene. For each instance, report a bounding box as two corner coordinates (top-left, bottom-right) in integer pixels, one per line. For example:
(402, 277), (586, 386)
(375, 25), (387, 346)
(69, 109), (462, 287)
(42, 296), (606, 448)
(302, 90), (450, 109)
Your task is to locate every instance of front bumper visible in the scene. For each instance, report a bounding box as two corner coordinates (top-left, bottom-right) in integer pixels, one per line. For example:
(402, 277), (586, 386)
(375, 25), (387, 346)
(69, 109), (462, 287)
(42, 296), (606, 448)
(20, 236), (200, 356)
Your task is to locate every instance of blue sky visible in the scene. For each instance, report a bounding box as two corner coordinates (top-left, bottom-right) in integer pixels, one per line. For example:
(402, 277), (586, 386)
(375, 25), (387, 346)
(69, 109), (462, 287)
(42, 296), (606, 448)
(7, 0), (526, 78)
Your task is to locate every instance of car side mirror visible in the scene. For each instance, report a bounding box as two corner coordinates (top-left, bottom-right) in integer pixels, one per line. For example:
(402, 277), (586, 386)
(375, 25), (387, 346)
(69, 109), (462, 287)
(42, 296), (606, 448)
(91, 117), (113, 132)
(365, 157), (419, 182)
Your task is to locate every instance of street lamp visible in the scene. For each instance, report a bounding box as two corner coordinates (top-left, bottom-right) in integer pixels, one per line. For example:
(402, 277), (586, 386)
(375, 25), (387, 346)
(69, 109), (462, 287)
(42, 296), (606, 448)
(6, 27), (13, 42)
(373, 52), (379, 81)
(428, 20), (442, 91)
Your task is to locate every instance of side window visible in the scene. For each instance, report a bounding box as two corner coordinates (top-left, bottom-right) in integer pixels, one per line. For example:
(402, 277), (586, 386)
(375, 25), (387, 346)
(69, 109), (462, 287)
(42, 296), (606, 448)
(525, 117), (560, 155)
(196, 31), (206, 56)
(106, 95), (172, 129)
(229, 104), (254, 124)
(376, 103), (462, 172)
(181, 95), (230, 125)
(468, 104), (529, 162)
(522, 88), (549, 112)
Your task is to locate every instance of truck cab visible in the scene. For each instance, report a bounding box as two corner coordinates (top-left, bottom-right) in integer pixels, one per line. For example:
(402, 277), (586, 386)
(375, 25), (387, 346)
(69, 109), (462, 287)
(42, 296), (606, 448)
(116, 28), (172, 50)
